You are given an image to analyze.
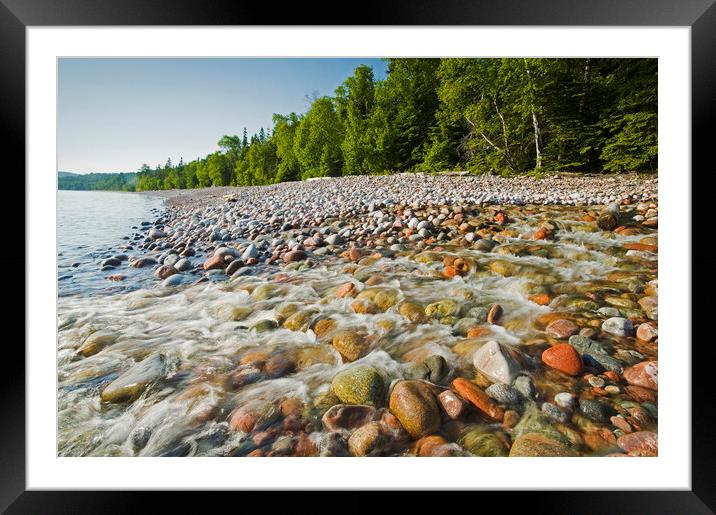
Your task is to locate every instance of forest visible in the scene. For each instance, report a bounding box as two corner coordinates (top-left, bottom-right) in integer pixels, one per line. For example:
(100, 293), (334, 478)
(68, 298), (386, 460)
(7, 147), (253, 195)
(58, 171), (137, 191)
(127, 58), (655, 192)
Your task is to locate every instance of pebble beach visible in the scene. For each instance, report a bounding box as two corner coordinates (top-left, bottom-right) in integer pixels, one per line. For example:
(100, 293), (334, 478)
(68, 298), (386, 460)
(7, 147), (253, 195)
(57, 172), (659, 457)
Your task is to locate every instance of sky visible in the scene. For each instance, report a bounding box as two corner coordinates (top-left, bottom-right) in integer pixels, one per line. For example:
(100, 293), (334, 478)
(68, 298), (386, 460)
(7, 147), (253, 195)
(58, 58), (388, 174)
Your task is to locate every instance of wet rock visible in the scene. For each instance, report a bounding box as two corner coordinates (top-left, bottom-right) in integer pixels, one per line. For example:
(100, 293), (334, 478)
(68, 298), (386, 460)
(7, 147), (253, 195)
(580, 399), (613, 423)
(373, 289), (399, 311)
(348, 421), (386, 456)
(332, 330), (369, 362)
(472, 340), (523, 384)
(264, 354), (295, 378)
(322, 404), (378, 433)
(100, 353), (165, 403)
(319, 432), (350, 457)
(625, 385), (657, 403)
(251, 283), (282, 301)
(423, 355), (449, 383)
(460, 429), (508, 457)
(101, 257), (121, 268)
(623, 361), (658, 390)
(512, 403), (571, 446)
(554, 392), (576, 410)
(636, 323), (658, 342)
(485, 383), (522, 405)
(148, 228), (166, 240)
(250, 319), (278, 333)
(438, 390), (468, 419)
(584, 353), (624, 374)
(203, 254), (225, 271)
(335, 282), (357, 298)
(602, 317), (634, 336)
(546, 319), (579, 339)
(510, 433), (579, 457)
(568, 335), (612, 356)
(425, 299), (458, 319)
(162, 274), (184, 287)
(131, 257), (157, 268)
(312, 318), (337, 338)
(331, 365), (385, 406)
(398, 302), (427, 323)
(452, 377), (504, 421)
(542, 343), (583, 376)
(242, 244), (258, 260)
(174, 258), (192, 271)
(414, 435), (450, 457)
(388, 380), (441, 438)
(154, 264), (178, 280)
(283, 250), (307, 263)
(226, 259), (244, 275)
(77, 331), (116, 357)
(541, 402), (569, 423)
(283, 310), (316, 332)
(487, 304), (503, 324)
(617, 431), (658, 456)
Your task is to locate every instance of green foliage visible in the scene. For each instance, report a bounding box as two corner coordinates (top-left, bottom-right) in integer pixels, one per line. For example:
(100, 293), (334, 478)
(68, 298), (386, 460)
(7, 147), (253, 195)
(293, 97), (343, 178)
(58, 172), (137, 191)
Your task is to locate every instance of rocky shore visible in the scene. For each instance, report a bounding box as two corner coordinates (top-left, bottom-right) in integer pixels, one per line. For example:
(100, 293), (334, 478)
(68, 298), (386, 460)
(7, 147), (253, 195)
(58, 172), (658, 457)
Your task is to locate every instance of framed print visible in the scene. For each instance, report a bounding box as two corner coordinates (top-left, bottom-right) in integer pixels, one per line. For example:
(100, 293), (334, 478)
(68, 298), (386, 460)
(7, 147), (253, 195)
(3, 0), (713, 512)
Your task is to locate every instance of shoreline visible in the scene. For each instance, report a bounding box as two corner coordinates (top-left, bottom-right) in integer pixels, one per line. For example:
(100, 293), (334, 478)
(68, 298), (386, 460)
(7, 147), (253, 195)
(58, 172), (659, 457)
(114, 172), (659, 286)
(136, 172), (658, 211)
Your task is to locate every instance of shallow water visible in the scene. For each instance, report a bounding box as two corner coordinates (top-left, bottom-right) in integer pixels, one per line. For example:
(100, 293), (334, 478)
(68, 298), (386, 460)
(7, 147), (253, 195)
(57, 190), (166, 296)
(57, 203), (658, 457)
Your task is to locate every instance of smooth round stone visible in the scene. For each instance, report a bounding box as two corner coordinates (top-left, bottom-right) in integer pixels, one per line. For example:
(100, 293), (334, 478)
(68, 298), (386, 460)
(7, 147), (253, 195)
(331, 366), (385, 406)
(148, 228), (166, 240)
(541, 402), (569, 423)
(509, 433), (579, 457)
(389, 380), (441, 438)
(568, 335), (612, 356)
(472, 340), (523, 385)
(174, 258), (192, 271)
(583, 353), (624, 374)
(545, 319), (579, 339)
(164, 254), (180, 266)
(602, 317), (634, 336)
(242, 244), (258, 260)
(485, 383), (522, 405)
(598, 307), (622, 318)
(101, 257), (122, 268)
(554, 392), (576, 410)
(100, 353), (165, 403)
(580, 399), (613, 423)
(162, 274), (184, 287)
(588, 376), (606, 387)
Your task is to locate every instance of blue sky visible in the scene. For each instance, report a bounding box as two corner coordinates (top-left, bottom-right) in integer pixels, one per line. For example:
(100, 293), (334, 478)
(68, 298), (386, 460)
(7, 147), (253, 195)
(58, 58), (388, 173)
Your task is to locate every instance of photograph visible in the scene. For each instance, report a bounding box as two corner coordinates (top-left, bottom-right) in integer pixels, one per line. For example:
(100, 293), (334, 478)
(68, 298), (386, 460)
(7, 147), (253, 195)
(56, 56), (658, 458)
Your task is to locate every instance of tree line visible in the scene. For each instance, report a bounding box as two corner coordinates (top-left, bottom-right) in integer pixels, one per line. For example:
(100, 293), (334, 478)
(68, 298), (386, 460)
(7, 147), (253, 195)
(131, 58), (657, 192)
(58, 172), (137, 191)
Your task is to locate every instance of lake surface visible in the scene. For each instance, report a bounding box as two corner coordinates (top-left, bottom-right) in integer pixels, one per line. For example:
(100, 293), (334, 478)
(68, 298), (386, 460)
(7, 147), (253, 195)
(57, 190), (166, 296)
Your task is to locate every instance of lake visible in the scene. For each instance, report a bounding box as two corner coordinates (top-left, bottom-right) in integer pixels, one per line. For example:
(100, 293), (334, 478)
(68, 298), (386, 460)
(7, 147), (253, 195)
(57, 190), (166, 296)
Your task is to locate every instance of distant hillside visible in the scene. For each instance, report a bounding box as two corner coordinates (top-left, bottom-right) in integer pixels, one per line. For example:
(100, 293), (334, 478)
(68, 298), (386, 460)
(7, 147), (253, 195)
(58, 171), (137, 191)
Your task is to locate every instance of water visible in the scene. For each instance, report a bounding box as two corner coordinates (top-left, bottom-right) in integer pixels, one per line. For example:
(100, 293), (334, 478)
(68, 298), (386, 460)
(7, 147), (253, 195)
(57, 191), (166, 296)
(57, 201), (658, 457)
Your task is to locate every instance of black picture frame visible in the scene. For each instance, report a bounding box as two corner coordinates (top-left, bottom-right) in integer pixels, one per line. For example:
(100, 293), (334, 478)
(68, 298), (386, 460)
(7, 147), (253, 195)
(3, 0), (711, 512)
